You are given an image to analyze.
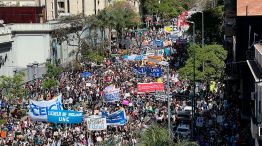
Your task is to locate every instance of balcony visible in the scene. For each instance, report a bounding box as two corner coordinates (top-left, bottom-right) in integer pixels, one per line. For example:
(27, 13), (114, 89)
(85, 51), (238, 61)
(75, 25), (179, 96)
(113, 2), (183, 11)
(9, 24), (53, 32)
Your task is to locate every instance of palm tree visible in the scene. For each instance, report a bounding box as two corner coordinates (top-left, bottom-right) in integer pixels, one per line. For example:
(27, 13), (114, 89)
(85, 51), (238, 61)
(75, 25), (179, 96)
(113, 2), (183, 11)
(139, 124), (199, 146)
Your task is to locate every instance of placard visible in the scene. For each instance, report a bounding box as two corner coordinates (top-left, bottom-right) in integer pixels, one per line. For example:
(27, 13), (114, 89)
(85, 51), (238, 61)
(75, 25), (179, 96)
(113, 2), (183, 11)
(87, 116), (107, 131)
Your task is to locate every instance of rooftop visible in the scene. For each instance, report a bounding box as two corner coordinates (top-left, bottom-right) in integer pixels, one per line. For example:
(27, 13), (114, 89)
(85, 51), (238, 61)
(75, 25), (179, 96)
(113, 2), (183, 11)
(237, 0), (262, 16)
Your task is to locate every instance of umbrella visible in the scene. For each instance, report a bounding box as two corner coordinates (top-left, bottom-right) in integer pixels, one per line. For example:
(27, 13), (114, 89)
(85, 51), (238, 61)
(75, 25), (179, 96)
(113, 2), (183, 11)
(81, 71), (92, 78)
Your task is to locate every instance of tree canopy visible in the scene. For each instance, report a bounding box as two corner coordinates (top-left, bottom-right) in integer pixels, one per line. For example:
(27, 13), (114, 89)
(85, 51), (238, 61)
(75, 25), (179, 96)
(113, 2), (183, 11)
(140, 0), (194, 19)
(178, 44), (227, 82)
(0, 72), (25, 100)
(188, 5), (224, 45)
(139, 124), (199, 146)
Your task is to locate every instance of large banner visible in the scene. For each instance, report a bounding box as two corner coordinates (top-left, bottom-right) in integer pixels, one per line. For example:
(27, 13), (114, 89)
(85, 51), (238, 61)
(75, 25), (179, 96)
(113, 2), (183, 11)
(133, 66), (147, 74)
(133, 66), (162, 77)
(146, 67), (162, 77)
(103, 85), (120, 102)
(123, 55), (144, 61)
(87, 115), (107, 131)
(29, 95), (63, 122)
(137, 82), (164, 92)
(47, 110), (83, 124)
(102, 110), (127, 125)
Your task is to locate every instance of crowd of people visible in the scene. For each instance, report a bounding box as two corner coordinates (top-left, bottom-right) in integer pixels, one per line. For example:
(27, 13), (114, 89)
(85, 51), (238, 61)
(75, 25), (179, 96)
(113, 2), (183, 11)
(0, 28), (251, 146)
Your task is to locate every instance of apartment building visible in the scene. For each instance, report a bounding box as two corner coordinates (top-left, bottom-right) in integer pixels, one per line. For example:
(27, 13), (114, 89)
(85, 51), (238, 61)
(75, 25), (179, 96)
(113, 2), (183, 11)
(224, 0), (262, 145)
(45, 0), (139, 21)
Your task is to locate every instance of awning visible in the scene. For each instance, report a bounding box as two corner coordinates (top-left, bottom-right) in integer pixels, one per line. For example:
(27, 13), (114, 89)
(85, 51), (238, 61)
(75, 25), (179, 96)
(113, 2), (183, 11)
(247, 60), (262, 82)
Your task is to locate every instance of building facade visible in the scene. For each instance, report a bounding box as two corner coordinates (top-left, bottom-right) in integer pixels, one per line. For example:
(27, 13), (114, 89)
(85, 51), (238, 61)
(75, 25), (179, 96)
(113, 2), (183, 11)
(45, 0), (139, 21)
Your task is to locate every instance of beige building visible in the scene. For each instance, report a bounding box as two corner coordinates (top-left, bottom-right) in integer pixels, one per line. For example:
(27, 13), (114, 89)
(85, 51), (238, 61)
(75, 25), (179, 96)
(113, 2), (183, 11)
(45, 0), (139, 21)
(0, 0), (139, 21)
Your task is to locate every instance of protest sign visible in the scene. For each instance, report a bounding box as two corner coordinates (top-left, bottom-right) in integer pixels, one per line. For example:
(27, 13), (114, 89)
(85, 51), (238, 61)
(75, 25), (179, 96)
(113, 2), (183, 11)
(137, 82), (164, 92)
(47, 110), (83, 124)
(102, 110), (127, 125)
(133, 66), (147, 74)
(29, 95), (63, 122)
(146, 67), (162, 77)
(87, 116), (107, 131)
(104, 89), (120, 102)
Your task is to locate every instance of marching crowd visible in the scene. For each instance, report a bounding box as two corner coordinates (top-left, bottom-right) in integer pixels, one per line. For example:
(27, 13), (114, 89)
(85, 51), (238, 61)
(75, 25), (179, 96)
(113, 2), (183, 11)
(0, 29), (251, 146)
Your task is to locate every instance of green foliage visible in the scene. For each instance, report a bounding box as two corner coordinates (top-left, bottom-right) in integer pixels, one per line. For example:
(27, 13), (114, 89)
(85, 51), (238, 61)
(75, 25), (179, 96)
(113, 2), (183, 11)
(139, 124), (199, 146)
(0, 119), (7, 125)
(174, 138), (199, 146)
(0, 72), (25, 99)
(82, 50), (104, 63)
(46, 63), (62, 78)
(189, 5), (224, 44)
(178, 44), (227, 82)
(140, 124), (173, 146)
(41, 78), (59, 90)
(41, 63), (62, 90)
(102, 1), (140, 32)
(141, 0), (194, 19)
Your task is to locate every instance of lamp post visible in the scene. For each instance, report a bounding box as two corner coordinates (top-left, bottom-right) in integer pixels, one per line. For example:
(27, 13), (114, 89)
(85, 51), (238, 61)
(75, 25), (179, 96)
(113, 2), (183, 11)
(199, 11), (204, 48)
(186, 20), (196, 139)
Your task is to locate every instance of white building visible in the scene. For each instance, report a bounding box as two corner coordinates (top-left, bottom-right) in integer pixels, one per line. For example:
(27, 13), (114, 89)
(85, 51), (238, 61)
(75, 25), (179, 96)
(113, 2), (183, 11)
(0, 22), (79, 78)
(0, 22), (13, 76)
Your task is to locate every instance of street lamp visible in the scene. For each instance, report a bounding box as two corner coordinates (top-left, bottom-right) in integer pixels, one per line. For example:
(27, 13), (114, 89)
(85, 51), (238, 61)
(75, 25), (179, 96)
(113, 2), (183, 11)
(198, 11), (204, 48)
(186, 20), (196, 139)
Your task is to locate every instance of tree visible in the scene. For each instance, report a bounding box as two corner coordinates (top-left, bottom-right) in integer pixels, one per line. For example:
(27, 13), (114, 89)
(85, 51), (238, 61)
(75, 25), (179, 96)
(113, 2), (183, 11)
(188, 5), (224, 45)
(178, 44), (227, 82)
(140, 0), (194, 20)
(140, 124), (173, 146)
(41, 63), (62, 90)
(139, 124), (199, 146)
(0, 72), (25, 101)
(51, 14), (88, 62)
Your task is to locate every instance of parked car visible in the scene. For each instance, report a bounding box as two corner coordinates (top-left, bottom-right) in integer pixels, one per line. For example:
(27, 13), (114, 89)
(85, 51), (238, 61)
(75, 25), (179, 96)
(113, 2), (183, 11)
(176, 111), (191, 122)
(175, 124), (191, 139)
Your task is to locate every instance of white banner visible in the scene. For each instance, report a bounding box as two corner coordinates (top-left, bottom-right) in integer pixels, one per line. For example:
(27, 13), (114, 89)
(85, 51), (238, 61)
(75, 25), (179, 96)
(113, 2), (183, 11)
(87, 116), (107, 131)
(29, 95), (63, 122)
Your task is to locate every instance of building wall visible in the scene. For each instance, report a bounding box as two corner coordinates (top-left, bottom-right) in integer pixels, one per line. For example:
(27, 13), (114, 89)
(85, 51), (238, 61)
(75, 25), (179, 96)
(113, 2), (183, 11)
(12, 34), (51, 67)
(0, 0), (40, 6)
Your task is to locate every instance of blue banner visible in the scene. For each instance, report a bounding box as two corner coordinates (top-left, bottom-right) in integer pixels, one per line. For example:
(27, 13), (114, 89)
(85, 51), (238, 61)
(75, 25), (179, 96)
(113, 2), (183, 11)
(104, 89), (120, 102)
(102, 110), (127, 125)
(146, 67), (162, 77)
(133, 66), (147, 74)
(81, 71), (92, 78)
(47, 110), (83, 124)
(123, 55), (144, 61)
(29, 95), (63, 122)
(133, 66), (162, 77)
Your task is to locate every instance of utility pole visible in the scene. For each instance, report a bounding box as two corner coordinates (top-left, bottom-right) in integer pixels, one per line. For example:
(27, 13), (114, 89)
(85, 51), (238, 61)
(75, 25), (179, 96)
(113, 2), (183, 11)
(167, 64), (171, 137)
(201, 11), (204, 48)
(186, 20), (195, 139)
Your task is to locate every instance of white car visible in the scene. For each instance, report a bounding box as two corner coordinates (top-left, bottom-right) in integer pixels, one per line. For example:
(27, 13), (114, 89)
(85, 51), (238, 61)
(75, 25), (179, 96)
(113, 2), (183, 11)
(183, 106), (193, 114)
(175, 124), (191, 138)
